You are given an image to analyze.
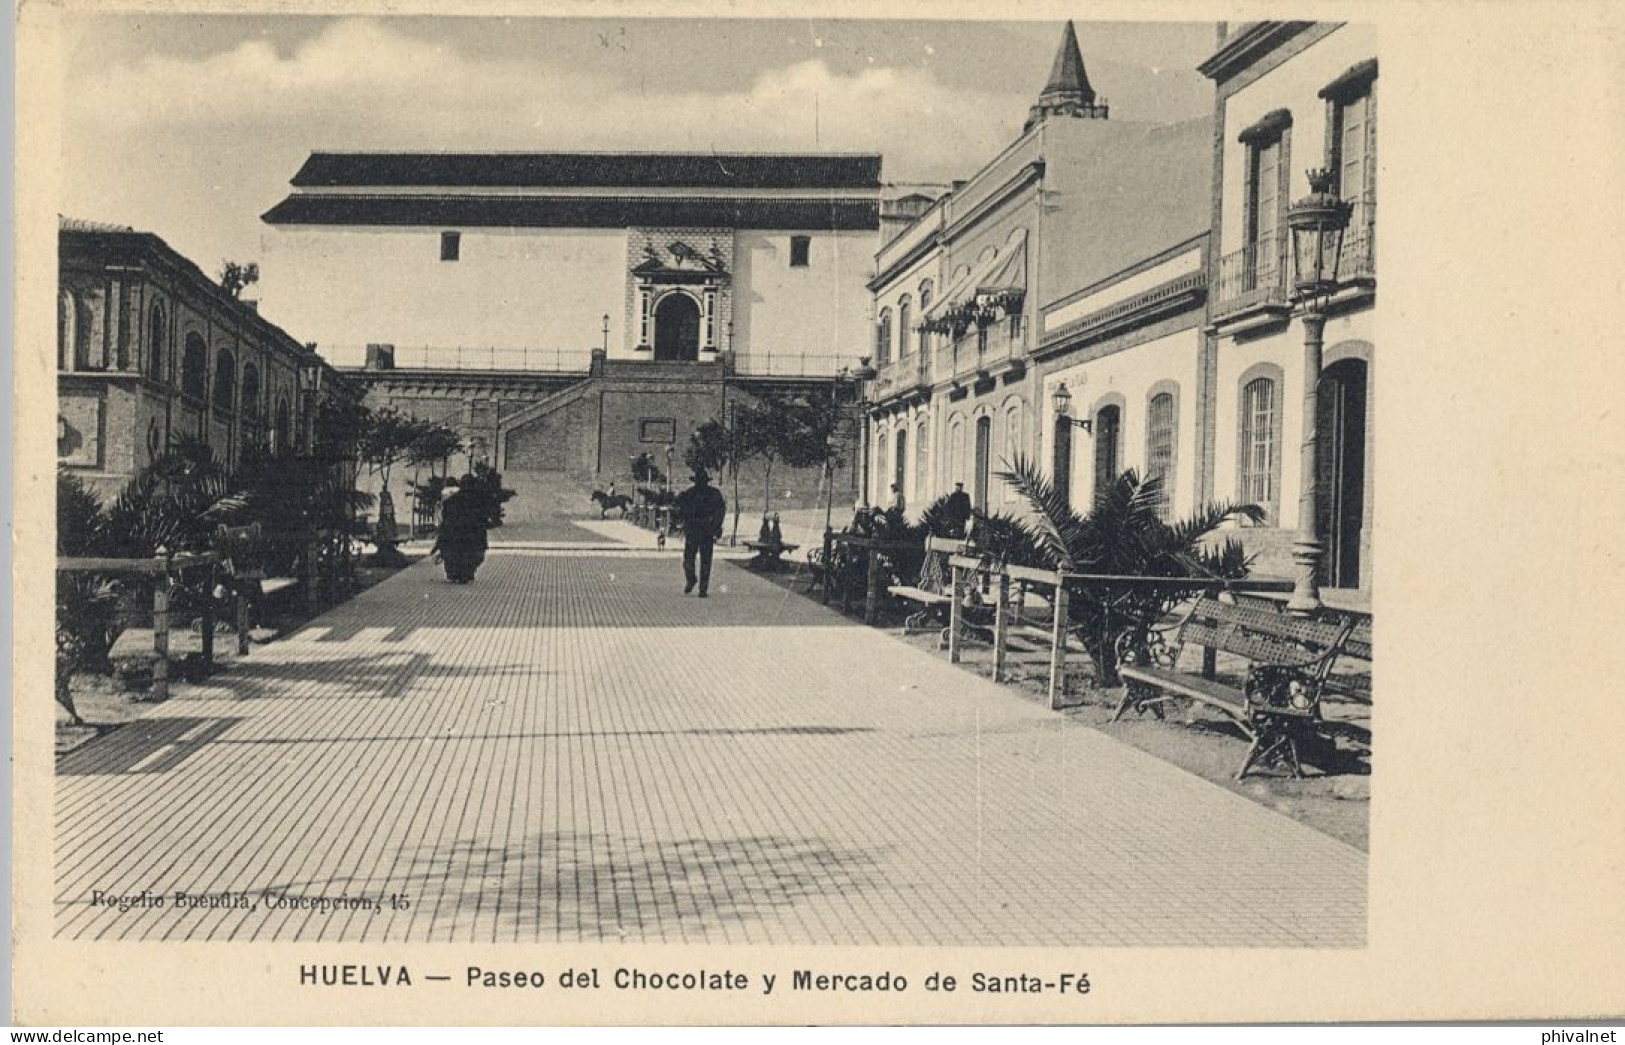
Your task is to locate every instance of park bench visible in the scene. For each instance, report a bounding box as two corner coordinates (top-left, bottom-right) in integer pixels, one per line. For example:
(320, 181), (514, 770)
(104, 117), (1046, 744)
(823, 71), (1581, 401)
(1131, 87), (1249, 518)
(1114, 594), (1354, 779)
(212, 524), (321, 653)
(744, 539), (800, 571)
(65, 549), (220, 700)
(887, 536), (967, 645)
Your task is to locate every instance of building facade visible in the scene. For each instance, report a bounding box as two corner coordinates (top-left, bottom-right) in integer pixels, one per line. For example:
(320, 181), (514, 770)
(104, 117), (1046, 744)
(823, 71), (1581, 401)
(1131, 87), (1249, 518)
(57, 219), (356, 502)
(1198, 22), (1377, 593)
(1036, 233), (1211, 522)
(866, 22), (1211, 516)
(258, 153), (880, 515)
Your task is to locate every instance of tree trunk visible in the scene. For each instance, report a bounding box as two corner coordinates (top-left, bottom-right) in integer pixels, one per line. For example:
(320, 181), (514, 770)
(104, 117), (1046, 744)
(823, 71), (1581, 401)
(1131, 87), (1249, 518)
(730, 464), (742, 545)
(762, 458), (774, 523)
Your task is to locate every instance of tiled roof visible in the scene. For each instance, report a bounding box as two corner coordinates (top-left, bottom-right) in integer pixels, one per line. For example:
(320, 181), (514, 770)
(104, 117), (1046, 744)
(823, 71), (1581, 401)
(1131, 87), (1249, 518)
(288, 152), (883, 190)
(59, 215), (138, 233)
(261, 194), (880, 231)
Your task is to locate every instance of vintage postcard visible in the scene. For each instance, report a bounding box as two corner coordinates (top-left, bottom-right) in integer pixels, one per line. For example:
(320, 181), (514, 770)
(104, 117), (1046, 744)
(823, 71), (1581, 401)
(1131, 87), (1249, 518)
(13, 0), (1625, 1027)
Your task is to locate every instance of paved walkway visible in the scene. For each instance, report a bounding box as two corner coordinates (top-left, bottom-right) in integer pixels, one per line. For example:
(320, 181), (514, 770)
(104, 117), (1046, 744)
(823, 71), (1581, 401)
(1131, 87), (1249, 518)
(55, 551), (1365, 945)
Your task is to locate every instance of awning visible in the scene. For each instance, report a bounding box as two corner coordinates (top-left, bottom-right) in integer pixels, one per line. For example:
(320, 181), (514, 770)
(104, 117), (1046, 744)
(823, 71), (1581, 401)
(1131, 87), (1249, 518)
(921, 230), (1027, 333)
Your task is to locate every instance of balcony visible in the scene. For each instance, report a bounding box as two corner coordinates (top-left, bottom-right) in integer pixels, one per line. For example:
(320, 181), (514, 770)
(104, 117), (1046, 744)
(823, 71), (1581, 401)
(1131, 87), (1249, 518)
(1211, 232), (1289, 321)
(1213, 198), (1377, 327)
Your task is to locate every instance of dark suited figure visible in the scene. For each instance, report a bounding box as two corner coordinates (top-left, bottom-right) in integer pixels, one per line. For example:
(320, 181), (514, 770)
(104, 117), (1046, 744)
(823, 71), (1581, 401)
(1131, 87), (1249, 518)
(674, 468), (727, 597)
(943, 481), (973, 537)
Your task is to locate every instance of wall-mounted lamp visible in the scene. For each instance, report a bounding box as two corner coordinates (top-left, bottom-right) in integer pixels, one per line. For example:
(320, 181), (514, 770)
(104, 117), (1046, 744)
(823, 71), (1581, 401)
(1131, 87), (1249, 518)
(1051, 382), (1092, 434)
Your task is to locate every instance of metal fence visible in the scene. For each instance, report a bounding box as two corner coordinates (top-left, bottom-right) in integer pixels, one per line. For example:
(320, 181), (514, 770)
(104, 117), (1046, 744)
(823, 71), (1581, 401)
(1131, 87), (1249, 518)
(321, 345), (595, 372)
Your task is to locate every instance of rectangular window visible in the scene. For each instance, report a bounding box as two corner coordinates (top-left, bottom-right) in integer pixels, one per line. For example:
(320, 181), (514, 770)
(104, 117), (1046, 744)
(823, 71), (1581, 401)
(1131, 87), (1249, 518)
(639, 418), (676, 444)
(1329, 83), (1377, 273)
(790, 236), (811, 267)
(440, 231), (461, 262)
(1244, 132), (1287, 291)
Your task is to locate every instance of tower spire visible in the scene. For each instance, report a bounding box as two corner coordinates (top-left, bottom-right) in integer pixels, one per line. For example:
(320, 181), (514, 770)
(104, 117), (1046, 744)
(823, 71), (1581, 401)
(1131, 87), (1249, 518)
(1025, 21), (1108, 134)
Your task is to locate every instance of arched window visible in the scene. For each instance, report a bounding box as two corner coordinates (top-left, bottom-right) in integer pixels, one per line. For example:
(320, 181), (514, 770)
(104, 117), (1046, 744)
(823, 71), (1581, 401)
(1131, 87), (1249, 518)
(181, 333), (208, 399)
(1239, 375), (1280, 521)
(274, 397), (293, 455)
(897, 297), (912, 360)
(876, 430), (888, 503)
(917, 281), (933, 356)
(148, 302), (166, 381)
(1146, 389), (1178, 520)
(915, 420), (930, 505)
(213, 348), (237, 413)
(876, 308), (892, 366)
(946, 415), (965, 494)
(240, 362), (261, 420)
(1093, 404), (1122, 502)
(1002, 401), (1023, 503)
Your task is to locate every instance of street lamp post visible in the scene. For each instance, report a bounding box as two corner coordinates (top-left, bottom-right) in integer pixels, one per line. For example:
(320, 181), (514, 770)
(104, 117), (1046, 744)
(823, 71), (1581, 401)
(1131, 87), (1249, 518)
(601, 314), (610, 355)
(1284, 168), (1352, 615)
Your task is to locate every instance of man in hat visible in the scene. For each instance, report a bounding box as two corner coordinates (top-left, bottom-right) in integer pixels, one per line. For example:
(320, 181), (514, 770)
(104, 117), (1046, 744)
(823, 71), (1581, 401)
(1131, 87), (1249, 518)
(673, 467), (727, 597)
(943, 481), (973, 538)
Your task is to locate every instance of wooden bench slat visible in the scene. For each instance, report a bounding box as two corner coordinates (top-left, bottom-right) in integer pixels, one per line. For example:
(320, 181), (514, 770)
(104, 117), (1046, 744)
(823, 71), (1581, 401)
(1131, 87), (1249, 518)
(1119, 664), (1248, 717)
(887, 586), (952, 605)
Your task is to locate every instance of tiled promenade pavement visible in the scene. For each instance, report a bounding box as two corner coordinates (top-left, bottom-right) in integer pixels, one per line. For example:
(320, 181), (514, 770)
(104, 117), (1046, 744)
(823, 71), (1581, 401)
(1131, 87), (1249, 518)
(56, 551), (1366, 946)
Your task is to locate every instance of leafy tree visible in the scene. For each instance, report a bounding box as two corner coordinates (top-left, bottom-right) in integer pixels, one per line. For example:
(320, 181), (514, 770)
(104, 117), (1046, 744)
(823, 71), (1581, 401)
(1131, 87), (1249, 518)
(777, 388), (847, 534)
(686, 414), (749, 544)
(408, 422), (462, 477)
(218, 261), (260, 299)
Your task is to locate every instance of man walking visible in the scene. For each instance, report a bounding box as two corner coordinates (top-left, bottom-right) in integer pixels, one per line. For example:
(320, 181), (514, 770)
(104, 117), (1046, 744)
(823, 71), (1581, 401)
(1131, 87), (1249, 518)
(674, 467), (727, 597)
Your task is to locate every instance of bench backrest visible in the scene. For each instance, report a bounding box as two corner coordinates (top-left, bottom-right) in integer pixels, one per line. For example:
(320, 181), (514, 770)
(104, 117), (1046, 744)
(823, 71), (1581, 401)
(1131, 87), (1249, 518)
(1176, 595), (1352, 673)
(1342, 618), (1373, 662)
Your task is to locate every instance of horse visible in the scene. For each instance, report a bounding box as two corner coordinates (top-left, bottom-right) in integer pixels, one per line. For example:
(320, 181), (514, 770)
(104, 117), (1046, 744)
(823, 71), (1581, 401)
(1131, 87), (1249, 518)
(591, 490), (633, 519)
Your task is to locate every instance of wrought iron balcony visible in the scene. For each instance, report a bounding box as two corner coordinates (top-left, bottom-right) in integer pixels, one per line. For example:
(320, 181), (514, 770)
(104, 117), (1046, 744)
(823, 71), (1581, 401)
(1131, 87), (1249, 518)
(1212, 232), (1289, 318)
(1339, 199), (1376, 280)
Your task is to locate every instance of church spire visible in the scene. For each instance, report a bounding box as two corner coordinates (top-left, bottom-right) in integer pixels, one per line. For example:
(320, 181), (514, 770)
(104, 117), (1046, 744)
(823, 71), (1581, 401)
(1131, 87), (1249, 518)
(1025, 21), (1108, 134)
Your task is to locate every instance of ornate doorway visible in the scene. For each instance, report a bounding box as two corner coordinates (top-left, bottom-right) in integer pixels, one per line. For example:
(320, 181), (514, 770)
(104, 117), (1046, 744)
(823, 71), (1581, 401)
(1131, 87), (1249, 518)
(653, 294), (701, 361)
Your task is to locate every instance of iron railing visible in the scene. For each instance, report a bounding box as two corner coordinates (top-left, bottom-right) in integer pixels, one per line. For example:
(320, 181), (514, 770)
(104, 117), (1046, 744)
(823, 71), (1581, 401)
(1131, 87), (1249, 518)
(1213, 232), (1289, 316)
(730, 353), (869, 378)
(321, 345), (594, 372)
(1214, 198), (1377, 317)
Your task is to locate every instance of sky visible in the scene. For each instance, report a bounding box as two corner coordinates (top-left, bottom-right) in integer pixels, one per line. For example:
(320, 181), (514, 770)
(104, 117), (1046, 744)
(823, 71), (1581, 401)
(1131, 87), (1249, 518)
(58, 15), (1217, 272)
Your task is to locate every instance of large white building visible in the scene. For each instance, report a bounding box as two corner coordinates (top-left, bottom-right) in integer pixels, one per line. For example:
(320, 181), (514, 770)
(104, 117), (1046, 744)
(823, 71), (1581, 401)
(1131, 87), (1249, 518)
(255, 152), (885, 513)
(1198, 21), (1377, 595)
(866, 22), (1210, 516)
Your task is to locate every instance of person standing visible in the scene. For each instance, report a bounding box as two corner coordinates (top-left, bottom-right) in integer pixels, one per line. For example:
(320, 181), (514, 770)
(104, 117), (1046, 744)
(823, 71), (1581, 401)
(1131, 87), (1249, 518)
(943, 481), (973, 537)
(431, 475), (489, 584)
(674, 467), (727, 597)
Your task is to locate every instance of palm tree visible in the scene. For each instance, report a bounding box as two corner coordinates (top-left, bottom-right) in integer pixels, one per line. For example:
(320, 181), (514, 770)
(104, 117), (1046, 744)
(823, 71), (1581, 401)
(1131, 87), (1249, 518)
(995, 455), (1263, 685)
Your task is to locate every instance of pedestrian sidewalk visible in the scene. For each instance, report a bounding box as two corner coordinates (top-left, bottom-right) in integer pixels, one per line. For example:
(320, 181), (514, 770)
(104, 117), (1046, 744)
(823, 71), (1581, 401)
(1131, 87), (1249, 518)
(55, 550), (1365, 945)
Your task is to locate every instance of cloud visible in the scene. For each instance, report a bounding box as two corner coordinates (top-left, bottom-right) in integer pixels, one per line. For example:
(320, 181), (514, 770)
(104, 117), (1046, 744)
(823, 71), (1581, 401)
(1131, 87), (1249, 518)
(68, 18), (1024, 181)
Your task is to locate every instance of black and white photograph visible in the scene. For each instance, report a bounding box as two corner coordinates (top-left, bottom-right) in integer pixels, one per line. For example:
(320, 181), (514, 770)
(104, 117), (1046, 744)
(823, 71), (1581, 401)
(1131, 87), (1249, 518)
(12, 0), (1625, 1029)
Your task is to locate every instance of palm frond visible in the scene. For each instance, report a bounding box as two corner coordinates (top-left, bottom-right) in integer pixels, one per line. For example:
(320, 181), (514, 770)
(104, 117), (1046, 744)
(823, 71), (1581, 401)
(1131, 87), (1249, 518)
(994, 453), (1083, 569)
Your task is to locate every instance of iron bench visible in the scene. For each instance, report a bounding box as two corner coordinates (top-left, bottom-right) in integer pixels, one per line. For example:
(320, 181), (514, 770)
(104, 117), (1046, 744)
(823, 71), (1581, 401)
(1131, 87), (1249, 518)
(1114, 594), (1354, 779)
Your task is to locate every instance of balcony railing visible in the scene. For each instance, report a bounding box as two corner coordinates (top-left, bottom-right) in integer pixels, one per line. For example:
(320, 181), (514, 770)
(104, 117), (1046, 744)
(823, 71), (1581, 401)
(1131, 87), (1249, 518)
(1340, 199), (1377, 279)
(731, 353), (869, 378)
(1214, 198), (1377, 319)
(322, 344), (594, 372)
(1213, 232), (1289, 317)
(949, 321), (1023, 379)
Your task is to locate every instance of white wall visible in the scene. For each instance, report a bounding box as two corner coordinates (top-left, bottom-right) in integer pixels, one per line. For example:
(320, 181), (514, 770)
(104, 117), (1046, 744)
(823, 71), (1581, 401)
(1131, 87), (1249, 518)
(1212, 308), (1373, 525)
(732, 229), (876, 363)
(1040, 327), (1204, 517)
(257, 225), (629, 359)
(1218, 24), (1379, 257)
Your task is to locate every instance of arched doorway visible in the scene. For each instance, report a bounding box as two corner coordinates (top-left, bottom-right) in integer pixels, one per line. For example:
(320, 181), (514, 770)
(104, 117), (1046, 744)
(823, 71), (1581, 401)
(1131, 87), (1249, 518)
(653, 293), (701, 361)
(1317, 358), (1368, 589)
